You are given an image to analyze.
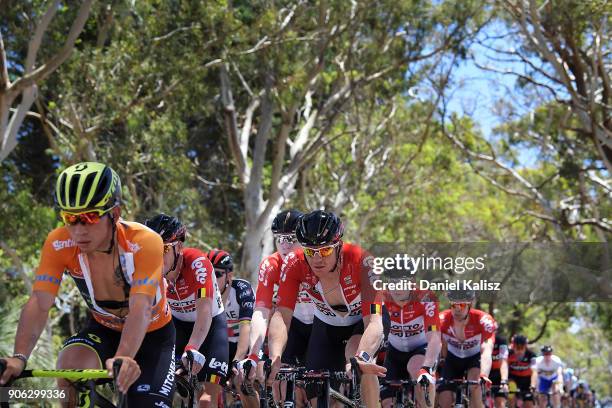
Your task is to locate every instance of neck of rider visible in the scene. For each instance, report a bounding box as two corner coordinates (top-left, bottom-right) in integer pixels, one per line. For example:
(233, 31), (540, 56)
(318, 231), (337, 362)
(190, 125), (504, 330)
(92, 213), (119, 256)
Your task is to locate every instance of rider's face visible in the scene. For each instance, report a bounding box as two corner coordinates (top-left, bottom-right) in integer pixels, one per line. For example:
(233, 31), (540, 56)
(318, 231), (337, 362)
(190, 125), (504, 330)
(65, 208), (119, 253)
(305, 245), (339, 276)
(450, 301), (471, 320)
(274, 234), (301, 258)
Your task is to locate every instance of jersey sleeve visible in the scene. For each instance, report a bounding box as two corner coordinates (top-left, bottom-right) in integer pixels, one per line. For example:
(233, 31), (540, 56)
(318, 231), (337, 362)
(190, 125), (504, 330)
(32, 228), (69, 296)
(255, 255), (280, 309)
(184, 248), (215, 299)
(359, 250), (383, 317)
(236, 280), (255, 321)
(421, 300), (440, 332)
(130, 230), (165, 298)
(478, 311), (497, 341)
(276, 252), (302, 311)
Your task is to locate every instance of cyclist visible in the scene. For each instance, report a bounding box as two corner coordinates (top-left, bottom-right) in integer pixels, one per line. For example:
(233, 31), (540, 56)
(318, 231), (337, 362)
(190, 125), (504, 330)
(490, 329), (510, 408)
(0, 162), (175, 406)
(508, 335), (537, 408)
(438, 289), (496, 408)
(209, 249), (257, 407)
(534, 345), (564, 408)
(572, 378), (592, 408)
(146, 214), (228, 408)
(267, 210), (386, 408)
(563, 368), (576, 408)
(238, 209), (313, 407)
(239, 209), (313, 372)
(379, 273), (441, 408)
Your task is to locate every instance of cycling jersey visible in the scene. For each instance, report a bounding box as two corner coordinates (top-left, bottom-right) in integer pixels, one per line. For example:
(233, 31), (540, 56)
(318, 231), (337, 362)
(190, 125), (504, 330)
(166, 247), (224, 322)
(492, 334), (509, 370)
(508, 349), (537, 377)
(382, 290), (440, 352)
(440, 308), (496, 358)
(255, 251), (314, 324)
(34, 221), (171, 332)
(534, 355), (564, 380)
(276, 243), (381, 326)
(224, 278), (255, 343)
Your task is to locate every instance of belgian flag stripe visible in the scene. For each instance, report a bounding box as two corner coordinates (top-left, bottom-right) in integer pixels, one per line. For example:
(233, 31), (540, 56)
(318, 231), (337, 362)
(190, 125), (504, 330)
(370, 304), (382, 314)
(197, 287), (207, 299)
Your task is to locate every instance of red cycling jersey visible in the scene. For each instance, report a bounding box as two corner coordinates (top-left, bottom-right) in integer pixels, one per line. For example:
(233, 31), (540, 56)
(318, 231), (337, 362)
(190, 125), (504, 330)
(508, 348), (537, 377)
(276, 242), (381, 326)
(491, 334), (509, 370)
(166, 247), (224, 322)
(440, 308), (496, 358)
(383, 290), (440, 352)
(255, 251), (313, 324)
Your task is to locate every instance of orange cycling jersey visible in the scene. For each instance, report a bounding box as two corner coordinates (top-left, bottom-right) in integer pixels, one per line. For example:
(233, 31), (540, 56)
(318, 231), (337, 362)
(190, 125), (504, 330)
(33, 220), (171, 332)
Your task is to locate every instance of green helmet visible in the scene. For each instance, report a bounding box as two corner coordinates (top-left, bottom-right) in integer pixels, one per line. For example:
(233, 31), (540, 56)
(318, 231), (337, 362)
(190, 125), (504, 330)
(55, 162), (121, 211)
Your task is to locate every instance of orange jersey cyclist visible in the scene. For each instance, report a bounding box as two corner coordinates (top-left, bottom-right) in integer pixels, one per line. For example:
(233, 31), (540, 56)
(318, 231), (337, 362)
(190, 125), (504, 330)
(146, 214), (229, 408)
(267, 210), (386, 408)
(0, 162), (175, 407)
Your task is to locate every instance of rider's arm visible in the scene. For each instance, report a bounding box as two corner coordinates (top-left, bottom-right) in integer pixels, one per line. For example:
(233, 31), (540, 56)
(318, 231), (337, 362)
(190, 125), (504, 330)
(268, 307), (293, 360)
(235, 321), (251, 361)
(480, 337), (494, 377)
(356, 312), (384, 357)
(115, 293), (153, 357)
(247, 307), (270, 357)
(423, 330), (442, 368)
(13, 291), (55, 357)
(501, 358), (509, 383)
(530, 357), (538, 388)
(187, 297), (213, 349)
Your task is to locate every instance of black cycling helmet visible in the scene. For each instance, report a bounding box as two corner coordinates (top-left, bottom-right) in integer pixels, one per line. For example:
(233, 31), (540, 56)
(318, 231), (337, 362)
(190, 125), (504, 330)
(541, 345), (553, 354)
(512, 334), (528, 345)
(207, 249), (233, 271)
(145, 213), (186, 243)
(447, 289), (476, 302)
(271, 209), (304, 234)
(296, 210), (344, 246)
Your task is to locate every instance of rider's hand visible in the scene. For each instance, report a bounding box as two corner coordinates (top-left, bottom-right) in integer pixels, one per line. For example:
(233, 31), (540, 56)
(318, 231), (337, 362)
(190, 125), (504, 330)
(0, 357), (26, 385)
(237, 354), (259, 383)
(182, 346), (205, 375)
(500, 381), (509, 393)
(417, 366), (435, 385)
(106, 356), (141, 393)
(267, 355), (282, 386)
(346, 359), (387, 377)
(480, 373), (492, 386)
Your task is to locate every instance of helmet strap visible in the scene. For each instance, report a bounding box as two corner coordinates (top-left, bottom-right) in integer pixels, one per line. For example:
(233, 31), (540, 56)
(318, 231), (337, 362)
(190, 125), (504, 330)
(98, 213), (116, 255)
(330, 241), (343, 273)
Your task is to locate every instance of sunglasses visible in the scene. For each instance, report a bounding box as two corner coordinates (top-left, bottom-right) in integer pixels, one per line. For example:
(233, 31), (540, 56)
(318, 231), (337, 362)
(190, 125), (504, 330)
(275, 234), (298, 245)
(450, 302), (471, 311)
(60, 207), (114, 226)
(302, 242), (340, 258)
(163, 241), (180, 254)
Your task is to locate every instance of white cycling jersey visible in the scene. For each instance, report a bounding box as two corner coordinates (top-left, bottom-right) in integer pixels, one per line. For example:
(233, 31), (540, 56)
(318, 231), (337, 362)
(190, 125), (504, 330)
(534, 355), (564, 380)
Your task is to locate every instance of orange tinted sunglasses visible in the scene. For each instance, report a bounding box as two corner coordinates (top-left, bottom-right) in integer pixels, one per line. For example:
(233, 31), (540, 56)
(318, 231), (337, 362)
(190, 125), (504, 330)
(450, 302), (471, 311)
(302, 242), (340, 257)
(60, 207), (113, 225)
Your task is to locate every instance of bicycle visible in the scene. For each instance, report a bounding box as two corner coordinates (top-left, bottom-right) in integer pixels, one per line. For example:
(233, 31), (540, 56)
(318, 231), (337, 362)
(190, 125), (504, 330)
(175, 351), (200, 408)
(379, 378), (432, 408)
(0, 358), (127, 408)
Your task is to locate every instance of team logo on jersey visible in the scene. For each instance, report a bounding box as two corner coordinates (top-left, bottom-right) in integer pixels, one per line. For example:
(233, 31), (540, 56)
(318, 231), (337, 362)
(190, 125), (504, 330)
(191, 256), (209, 284)
(423, 302), (436, 318)
(480, 315), (496, 333)
(52, 238), (75, 251)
